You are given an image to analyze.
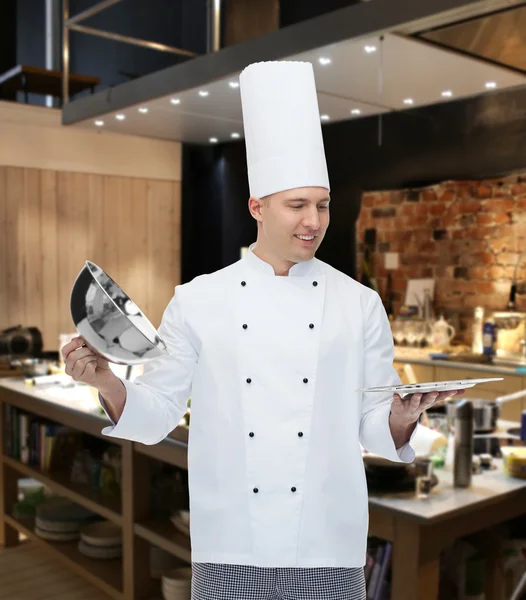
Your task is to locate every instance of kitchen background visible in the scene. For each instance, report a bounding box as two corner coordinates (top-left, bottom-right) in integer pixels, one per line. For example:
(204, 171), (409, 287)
(1, 0), (526, 355)
(356, 173), (526, 343)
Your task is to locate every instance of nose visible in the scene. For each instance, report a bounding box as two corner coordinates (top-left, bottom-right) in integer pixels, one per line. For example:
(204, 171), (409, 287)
(302, 206), (320, 231)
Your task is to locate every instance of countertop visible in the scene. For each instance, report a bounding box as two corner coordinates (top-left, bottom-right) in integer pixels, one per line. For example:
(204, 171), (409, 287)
(0, 376), (104, 419)
(3, 377), (525, 528)
(394, 348), (526, 376)
(368, 461), (526, 524)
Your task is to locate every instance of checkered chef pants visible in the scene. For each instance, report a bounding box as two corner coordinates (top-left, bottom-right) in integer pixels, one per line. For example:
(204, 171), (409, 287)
(191, 562), (366, 600)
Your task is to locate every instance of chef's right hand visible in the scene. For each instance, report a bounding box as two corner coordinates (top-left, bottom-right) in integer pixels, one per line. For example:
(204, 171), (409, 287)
(62, 336), (116, 389)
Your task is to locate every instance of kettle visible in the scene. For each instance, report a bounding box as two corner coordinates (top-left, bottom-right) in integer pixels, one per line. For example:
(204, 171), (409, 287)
(430, 315), (456, 350)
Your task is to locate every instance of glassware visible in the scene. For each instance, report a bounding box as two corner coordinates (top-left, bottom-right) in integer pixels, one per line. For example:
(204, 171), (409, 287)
(391, 319), (405, 346)
(415, 458), (433, 499)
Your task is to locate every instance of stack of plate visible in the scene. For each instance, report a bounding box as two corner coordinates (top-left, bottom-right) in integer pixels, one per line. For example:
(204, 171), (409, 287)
(78, 521), (122, 559)
(161, 568), (192, 600)
(150, 546), (181, 579)
(35, 498), (96, 542)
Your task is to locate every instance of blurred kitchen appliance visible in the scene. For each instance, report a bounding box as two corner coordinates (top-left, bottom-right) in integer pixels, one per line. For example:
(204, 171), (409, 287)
(491, 311), (526, 366)
(446, 390), (526, 433)
(0, 326), (43, 356)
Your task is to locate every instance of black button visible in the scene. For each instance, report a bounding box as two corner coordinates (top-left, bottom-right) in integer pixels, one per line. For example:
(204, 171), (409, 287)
(242, 324), (248, 330)
(241, 281), (246, 287)
(312, 281), (318, 287)
(309, 323), (314, 329)
(303, 378), (308, 384)
(298, 432), (303, 437)
(249, 432), (254, 437)
(291, 487), (297, 492)
(253, 487), (259, 493)
(246, 378), (252, 384)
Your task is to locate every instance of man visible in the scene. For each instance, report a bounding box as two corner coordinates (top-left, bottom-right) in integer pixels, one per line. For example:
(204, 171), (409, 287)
(63, 61), (460, 599)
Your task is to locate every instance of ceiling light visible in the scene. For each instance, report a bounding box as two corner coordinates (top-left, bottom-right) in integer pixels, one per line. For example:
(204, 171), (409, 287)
(199, 90), (209, 97)
(364, 45), (376, 54)
(403, 98), (414, 105)
(94, 120), (104, 127)
(115, 114), (126, 120)
(320, 114), (330, 121)
(170, 98), (181, 105)
(318, 57), (331, 66)
(441, 90), (453, 98)
(138, 107), (149, 113)
(485, 81), (497, 89)
(351, 109), (361, 115)
(209, 137), (218, 143)
(231, 132), (240, 139)
(229, 81), (239, 88)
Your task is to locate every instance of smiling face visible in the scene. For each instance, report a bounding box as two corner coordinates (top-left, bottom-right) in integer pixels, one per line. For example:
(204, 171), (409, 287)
(248, 186), (330, 275)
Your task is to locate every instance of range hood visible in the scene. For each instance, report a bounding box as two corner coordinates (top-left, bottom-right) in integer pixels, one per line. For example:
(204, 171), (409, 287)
(62, 0), (526, 144)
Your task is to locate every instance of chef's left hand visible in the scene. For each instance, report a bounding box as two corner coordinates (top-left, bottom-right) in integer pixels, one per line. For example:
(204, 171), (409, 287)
(391, 388), (465, 424)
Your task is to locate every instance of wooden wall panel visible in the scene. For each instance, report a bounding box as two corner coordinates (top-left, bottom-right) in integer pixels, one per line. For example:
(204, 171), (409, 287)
(224, 0), (279, 46)
(0, 167), (181, 352)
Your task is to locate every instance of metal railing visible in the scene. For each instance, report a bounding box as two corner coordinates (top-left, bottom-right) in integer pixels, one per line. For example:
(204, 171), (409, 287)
(62, 0), (221, 104)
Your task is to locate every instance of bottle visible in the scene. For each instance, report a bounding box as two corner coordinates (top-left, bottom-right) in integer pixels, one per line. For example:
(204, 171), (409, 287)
(471, 307), (484, 354)
(482, 317), (497, 357)
(453, 400), (474, 488)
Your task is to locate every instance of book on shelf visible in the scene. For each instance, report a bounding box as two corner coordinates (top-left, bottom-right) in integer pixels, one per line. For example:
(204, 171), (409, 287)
(2, 404), (74, 471)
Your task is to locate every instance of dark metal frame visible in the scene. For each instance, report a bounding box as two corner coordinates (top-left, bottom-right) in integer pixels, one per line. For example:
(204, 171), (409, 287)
(61, 0), (514, 125)
(62, 0), (199, 104)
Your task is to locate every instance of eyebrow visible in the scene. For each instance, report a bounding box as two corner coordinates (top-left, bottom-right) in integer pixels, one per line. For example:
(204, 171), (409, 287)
(287, 197), (331, 203)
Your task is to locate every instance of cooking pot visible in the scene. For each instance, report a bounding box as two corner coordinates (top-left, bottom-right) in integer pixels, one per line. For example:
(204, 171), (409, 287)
(446, 389), (526, 433)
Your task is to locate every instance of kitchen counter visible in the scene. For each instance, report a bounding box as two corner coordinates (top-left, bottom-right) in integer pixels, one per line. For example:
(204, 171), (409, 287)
(2, 377), (525, 600)
(394, 348), (525, 376)
(369, 458), (525, 523)
(368, 458), (526, 600)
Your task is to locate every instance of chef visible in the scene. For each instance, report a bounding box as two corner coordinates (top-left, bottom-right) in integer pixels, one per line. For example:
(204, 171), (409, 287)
(63, 61), (461, 599)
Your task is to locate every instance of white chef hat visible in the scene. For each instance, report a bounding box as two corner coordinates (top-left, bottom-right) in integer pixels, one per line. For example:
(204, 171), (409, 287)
(239, 61), (330, 199)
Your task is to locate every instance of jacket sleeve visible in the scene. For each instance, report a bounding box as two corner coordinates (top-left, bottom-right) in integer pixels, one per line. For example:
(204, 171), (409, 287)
(359, 290), (418, 463)
(99, 286), (198, 445)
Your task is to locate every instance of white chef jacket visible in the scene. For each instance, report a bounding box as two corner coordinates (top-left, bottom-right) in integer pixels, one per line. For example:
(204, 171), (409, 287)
(100, 244), (417, 568)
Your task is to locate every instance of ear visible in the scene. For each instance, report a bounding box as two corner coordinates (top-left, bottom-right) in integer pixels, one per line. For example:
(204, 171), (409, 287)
(248, 196), (265, 222)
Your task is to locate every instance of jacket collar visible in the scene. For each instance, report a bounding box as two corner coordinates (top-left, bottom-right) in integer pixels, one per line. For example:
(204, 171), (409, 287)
(245, 243), (319, 277)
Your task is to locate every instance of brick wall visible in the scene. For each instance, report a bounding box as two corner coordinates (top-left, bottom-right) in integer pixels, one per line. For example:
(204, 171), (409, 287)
(356, 172), (526, 343)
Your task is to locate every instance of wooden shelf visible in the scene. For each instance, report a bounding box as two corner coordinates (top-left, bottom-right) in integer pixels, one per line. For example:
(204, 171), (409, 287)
(3, 454), (122, 526)
(134, 436), (188, 469)
(134, 519), (191, 563)
(4, 514), (123, 600)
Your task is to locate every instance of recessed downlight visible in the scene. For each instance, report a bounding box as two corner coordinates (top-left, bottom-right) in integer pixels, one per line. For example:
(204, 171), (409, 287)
(170, 98), (181, 105)
(209, 137), (218, 143)
(199, 90), (209, 97)
(364, 45), (377, 54)
(115, 114), (126, 120)
(94, 120), (104, 127)
(318, 57), (331, 66)
(320, 114), (330, 121)
(138, 107), (149, 113)
(229, 81), (239, 88)
(403, 98), (414, 105)
(441, 90), (453, 98)
(231, 132), (240, 139)
(351, 108), (361, 115)
(485, 81), (497, 89)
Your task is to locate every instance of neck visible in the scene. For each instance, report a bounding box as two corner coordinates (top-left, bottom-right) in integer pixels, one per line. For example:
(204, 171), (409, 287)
(252, 242), (296, 276)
